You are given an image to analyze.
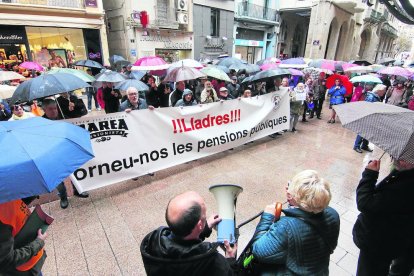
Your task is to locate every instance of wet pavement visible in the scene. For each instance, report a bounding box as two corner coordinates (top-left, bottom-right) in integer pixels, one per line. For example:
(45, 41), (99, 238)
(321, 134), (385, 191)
(38, 104), (394, 275)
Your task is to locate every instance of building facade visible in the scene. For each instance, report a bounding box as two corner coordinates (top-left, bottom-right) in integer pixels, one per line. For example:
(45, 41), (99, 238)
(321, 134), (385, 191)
(0, 0), (109, 70)
(193, 0), (234, 61)
(306, 0), (399, 63)
(103, 0), (194, 63)
(233, 0), (280, 64)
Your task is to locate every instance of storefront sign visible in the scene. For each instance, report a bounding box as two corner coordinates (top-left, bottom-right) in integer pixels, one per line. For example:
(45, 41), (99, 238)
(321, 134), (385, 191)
(140, 34), (172, 43)
(164, 41), (192, 50)
(130, 49), (137, 57)
(0, 27), (27, 44)
(235, 39), (264, 47)
(88, 52), (101, 59)
(68, 91), (290, 192)
(85, 0), (98, 7)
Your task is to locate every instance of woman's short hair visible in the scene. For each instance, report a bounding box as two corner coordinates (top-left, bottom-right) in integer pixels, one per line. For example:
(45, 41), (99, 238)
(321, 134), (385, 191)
(288, 170), (331, 213)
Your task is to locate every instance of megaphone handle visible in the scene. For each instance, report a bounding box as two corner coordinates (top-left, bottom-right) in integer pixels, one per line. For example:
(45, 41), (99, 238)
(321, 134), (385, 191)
(274, 202), (283, 221)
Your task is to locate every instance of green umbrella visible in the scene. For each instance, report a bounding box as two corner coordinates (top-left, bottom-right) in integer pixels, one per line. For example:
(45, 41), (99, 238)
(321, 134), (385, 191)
(349, 75), (383, 84)
(201, 66), (231, 82)
(47, 68), (95, 82)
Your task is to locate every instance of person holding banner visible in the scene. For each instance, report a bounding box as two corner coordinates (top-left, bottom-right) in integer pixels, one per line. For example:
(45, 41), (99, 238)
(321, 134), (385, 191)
(119, 87), (151, 112)
(252, 170), (340, 275)
(141, 191), (237, 276)
(169, 81), (186, 107)
(175, 89), (197, 107)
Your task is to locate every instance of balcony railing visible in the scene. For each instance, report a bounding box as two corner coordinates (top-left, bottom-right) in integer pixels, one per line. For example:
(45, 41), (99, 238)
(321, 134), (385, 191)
(236, 2), (278, 23)
(381, 22), (398, 37)
(0, 0), (85, 9)
(364, 9), (385, 23)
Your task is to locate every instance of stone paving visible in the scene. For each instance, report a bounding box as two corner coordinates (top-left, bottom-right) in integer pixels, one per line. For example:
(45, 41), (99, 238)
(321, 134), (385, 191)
(36, 105), (395, 275)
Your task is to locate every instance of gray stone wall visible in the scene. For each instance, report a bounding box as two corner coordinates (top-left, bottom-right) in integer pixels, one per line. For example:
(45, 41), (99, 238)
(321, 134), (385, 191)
(193, 4), (234, 60)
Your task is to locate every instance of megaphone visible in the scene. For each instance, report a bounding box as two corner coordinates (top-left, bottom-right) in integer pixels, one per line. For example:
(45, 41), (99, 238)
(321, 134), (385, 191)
(209, 184), (243, 244)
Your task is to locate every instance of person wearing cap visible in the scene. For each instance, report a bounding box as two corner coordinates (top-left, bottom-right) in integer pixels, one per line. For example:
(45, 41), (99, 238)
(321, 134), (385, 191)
(218, 87), (234, 101)
(226, 76), (240, 99)
(175, 89), (197, 107)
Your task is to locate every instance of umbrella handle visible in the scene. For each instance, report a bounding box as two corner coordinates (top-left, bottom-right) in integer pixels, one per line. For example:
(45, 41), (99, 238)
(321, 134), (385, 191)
(54, 95), (66, 119)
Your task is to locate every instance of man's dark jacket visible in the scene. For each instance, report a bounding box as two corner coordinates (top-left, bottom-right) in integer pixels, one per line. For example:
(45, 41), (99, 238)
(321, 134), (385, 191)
(56, 95), (87, 118)
(170, 88), (184, 107)
(103, 87), (121, 113)
(141, 226), (234, 276)
(353, 168), (414, 253)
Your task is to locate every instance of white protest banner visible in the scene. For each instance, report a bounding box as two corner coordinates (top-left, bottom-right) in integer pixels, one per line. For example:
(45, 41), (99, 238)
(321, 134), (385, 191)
(68, 90), (290, 192)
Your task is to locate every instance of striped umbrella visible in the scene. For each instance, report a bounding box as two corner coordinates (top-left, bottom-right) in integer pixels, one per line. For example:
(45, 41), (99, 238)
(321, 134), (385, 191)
(334, 102), (414, 163)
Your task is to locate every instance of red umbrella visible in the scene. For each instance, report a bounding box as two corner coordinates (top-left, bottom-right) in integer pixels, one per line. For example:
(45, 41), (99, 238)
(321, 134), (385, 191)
(326, 74), (353, 97)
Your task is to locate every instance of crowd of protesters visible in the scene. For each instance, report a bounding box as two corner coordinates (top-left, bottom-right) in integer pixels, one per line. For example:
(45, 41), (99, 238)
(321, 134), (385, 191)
(1, 60), (414, 276)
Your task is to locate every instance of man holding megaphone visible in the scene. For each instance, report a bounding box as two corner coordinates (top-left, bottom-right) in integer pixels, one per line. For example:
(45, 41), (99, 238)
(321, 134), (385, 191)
(140, 191), (237, 276)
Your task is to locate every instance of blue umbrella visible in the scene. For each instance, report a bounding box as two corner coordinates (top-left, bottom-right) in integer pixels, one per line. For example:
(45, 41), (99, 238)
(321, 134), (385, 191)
(281, 58), (306, 65)
(115, 79), (149, 91)
(130, 71), (146, 80)
(250, 68), (291, 82)
(0, 117), (94, 203)
(11, 73), (90, 103)
(110, 55), (126, 64)
(217, 57), (247, 67)
(74, 59), (105, 69)
(350, 75), (383, 84)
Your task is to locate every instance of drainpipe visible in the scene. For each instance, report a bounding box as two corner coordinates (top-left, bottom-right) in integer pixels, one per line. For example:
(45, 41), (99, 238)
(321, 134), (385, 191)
(309, 0), (320, 58)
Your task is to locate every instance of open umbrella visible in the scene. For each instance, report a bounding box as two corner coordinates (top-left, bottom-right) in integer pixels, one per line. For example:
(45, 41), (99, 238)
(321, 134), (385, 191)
(0, 71), (25, 82)
(250, 68), (290, 82)
(378, 66), (412, 78)
(115, 79), (149, 91)
(213, 65), (230, 74)
(201, 66), (231, 82)
(74, 59), (105, 69)
(130, 71), (146, 80)
(132, 56), (170, 71)
(47, 68), (95, 82)
(0, 85), (16, 99)
(19, 61), (44, 71)
(109, 55), (126, 65)
(378, 57), (395, 65)
(326, 74), (353, 96)
(350, 75), (382, 84)
(368, 64), (385, 72)
(170, 59), (203, 69)
(0, 117), (94, 203)
(350, 60), (372, 66)
(288, 68), (304, 76)
(11, 73), (90, 103)
(279, 63), (308, 69)
(260, 63), (279, 71)
(217, 57), (247, 67)
(113, 60), (131, 72)
(241, 75), (254, 83)
(246, 64), (260, 74)
(308, 59), (335, 71)
(164, 66), (206, 83)
(256, 57), (281, 66)
(281, 58), (306, 65)
(344, 66), (374, 74)
(94, 70), (126, 83)
(334, 102), (414, 163)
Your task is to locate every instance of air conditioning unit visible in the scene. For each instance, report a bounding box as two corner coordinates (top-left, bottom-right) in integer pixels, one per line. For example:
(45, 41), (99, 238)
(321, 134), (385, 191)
(177, 12), (189, 24)
(176, 0), (188, 11)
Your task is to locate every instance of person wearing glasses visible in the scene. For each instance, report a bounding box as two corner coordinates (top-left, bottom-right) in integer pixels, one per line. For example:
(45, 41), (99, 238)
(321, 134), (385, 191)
(119, 87), (153, 112)
(8, 104), (35, 121)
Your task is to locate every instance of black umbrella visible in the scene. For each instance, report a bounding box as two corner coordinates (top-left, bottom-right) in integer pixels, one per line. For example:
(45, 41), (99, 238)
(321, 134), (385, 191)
(250, 68), (290, 82)
(74, 59), (105, 69)
(11, 73), (90, 103)
(350, 60), (372, 66)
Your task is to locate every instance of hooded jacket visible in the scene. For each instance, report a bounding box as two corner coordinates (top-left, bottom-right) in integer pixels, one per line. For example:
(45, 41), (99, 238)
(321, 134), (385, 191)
(175, 89), (197, 107)
(328, 85), (346, 105)
(141, 226), (234, 276)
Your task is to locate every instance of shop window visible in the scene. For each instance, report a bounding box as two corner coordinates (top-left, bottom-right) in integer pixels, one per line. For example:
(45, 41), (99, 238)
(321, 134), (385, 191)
(210, 8), (220, 37)
(26, 26), (86, 69)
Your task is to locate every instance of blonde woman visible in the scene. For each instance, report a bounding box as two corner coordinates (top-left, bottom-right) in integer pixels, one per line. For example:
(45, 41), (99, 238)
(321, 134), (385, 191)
(252, 170), (340, 275)
(200, 81), (219, 104)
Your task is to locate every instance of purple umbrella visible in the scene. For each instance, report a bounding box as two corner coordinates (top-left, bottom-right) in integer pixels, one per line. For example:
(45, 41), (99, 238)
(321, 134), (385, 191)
(164, 66), (206, 82)
(281, 58), (306, 65)
(288, 68), (304, 76)
(378, 66), (412, 78)
(19, 61), (44, 71)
